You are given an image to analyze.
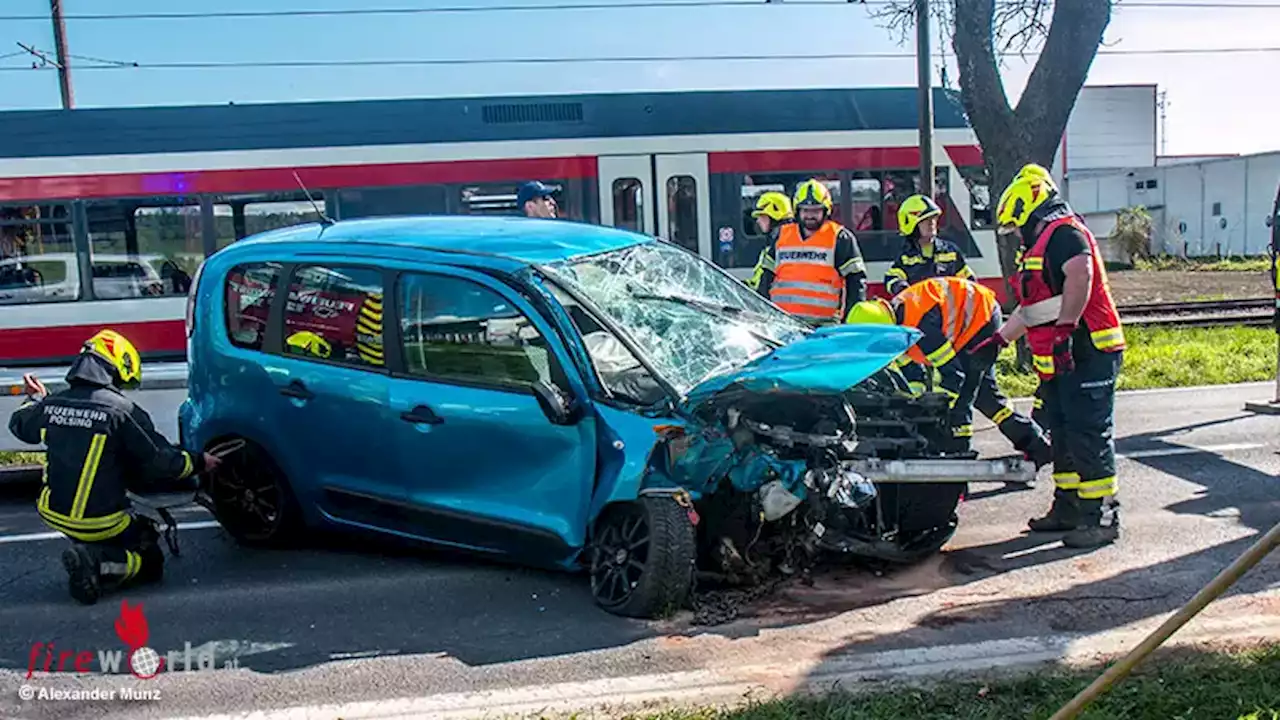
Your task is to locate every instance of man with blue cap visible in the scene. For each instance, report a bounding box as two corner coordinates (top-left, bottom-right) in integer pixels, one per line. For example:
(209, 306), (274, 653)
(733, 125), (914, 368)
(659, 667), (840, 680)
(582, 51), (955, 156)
(517, 181), (558, 219)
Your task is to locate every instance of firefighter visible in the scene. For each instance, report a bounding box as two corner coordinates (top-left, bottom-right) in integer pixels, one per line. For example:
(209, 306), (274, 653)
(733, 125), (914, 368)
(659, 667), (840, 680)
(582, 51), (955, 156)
(846, 278), (1051, 468)
(745, 191), (793, 292)
(757, 179), (867, 324)
(884, 194), (975, 297)
(968, 165), (1126, 549)
(8, 330), (221, 605)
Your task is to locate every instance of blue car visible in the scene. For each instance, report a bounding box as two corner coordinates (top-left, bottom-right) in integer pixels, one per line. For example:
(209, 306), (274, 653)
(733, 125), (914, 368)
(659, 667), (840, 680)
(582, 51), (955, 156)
(179, 216), (1030, 618)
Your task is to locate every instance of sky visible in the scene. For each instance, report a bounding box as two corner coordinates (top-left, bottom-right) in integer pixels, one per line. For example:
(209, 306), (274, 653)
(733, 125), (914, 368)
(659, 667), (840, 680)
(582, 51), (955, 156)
(0, 0), (1277, 157)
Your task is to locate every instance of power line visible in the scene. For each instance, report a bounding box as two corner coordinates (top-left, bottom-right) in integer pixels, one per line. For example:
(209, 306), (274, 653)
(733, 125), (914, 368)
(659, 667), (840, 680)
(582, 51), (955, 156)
(1, 45), (1275, 72)
(0, 0), (1277, 22)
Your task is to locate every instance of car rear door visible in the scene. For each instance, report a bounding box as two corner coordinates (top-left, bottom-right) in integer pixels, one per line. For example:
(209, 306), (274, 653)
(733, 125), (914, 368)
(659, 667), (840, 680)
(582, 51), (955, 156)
(383, 265), (598, 563)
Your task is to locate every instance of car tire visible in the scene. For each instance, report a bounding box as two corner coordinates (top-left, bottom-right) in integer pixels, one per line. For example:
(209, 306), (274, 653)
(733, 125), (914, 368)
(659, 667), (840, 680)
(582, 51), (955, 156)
(205, 439), (303, 548)
(589, 497), (696, 619)
(884, 481), (964, 562)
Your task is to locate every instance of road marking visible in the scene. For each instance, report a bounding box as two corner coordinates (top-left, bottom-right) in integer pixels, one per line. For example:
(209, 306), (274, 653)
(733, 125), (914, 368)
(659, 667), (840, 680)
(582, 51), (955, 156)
(1119, 442), (1265, 459)
(165, 614), (1280, 720)
(0, 520), (221, 545)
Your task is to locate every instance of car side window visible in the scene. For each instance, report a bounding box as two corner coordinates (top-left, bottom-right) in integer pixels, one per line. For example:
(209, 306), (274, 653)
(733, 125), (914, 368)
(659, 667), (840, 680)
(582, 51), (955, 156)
(282, 264), (386, 369)
(224, 261), (283, 351)
(398, 272), (556, 389)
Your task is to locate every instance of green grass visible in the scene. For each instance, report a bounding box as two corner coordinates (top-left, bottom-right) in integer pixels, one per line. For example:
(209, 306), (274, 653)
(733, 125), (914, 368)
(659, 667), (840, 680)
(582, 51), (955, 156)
(994, 325), (1278, 398)
(625, 645), (1280, 720)
(1133, 255), (1270, 273)
(0, 450), (43, 466)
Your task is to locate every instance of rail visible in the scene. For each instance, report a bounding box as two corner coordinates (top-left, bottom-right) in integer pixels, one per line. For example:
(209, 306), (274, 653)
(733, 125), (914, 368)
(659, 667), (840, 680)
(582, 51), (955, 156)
(1117, 297), (1274, 328)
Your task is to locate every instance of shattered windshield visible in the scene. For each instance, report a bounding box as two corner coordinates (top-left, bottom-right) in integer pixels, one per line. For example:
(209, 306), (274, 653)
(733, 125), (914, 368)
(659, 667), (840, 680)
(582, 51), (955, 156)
(543, 241), (811, 396)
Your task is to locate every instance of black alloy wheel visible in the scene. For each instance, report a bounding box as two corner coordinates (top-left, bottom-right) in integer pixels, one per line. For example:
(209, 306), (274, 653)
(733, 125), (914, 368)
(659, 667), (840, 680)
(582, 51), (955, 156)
(589, 497), (695, 619)
(206, 440), (301, 546)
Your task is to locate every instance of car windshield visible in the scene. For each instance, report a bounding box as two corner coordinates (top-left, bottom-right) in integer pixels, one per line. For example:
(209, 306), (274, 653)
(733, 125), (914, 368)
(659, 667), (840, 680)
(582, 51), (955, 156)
(542, 240), (811, 396)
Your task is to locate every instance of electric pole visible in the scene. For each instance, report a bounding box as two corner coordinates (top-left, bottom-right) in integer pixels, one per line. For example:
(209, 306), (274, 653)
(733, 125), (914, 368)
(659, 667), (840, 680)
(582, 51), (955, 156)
(915, 0), (933, 195)
(50, 0), (74, 109)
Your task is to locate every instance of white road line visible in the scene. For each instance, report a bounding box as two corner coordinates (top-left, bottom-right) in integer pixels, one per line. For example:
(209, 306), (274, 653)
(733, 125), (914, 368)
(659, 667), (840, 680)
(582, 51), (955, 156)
(1118, 442), (1266, 459)
(0, 520), (221, 545)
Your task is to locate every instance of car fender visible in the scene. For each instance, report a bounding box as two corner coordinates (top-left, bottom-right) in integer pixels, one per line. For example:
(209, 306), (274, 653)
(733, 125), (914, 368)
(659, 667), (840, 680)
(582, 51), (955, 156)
(586, 404), (694, 524)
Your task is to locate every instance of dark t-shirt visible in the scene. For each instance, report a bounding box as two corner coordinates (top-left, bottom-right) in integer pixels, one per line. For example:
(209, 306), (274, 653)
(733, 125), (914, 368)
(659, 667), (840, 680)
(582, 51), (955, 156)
(1033, 224), (1092, 343)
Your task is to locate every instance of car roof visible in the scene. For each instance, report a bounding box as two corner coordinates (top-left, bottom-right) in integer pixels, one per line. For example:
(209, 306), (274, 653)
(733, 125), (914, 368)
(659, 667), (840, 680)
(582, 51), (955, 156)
(237, 215), (653, 265)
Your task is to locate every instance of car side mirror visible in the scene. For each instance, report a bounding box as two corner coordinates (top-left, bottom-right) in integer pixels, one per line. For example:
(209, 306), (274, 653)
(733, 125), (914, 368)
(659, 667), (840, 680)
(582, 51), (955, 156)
(532, 380), (583, 426)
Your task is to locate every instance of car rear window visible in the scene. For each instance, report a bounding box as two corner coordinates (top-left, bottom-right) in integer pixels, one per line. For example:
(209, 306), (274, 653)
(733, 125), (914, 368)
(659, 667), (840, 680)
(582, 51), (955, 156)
(224, 262), (283, 351)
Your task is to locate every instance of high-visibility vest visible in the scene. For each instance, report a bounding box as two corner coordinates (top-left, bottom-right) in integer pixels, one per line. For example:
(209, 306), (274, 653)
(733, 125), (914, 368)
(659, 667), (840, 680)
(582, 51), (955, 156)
(769, 221), (843, 322)
(1018, 215), (1125, 380)
(893, 277), (998, 367)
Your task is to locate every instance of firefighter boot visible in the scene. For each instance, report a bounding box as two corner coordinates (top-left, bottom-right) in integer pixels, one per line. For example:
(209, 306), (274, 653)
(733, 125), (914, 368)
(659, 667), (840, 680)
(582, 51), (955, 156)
(60, 544), (102, 606)
(1027, 490), (1080, 533)
(1063, 498), (1120, 549)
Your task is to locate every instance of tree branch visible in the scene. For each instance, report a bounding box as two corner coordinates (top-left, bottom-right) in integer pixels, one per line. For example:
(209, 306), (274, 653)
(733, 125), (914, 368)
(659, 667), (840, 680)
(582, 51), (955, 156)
(952, 0), (1015, 142)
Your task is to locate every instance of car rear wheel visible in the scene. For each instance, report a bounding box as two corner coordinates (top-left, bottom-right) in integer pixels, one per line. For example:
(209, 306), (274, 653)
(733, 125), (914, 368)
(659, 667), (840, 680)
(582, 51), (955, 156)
(205, 439), (302, 547)
(589, 497), (695, 619)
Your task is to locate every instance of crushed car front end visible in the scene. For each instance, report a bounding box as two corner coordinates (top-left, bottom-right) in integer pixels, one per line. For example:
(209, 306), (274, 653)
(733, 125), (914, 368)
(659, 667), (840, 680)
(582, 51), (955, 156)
(537, 238), (1032, 616)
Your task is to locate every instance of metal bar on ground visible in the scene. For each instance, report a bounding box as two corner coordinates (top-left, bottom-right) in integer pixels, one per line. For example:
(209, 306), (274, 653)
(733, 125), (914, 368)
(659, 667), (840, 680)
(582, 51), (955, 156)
(1048, 519), (1280, 720)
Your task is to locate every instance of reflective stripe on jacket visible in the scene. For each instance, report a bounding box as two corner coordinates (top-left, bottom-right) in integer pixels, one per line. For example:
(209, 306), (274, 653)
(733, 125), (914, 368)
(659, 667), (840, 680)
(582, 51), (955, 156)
(769, 221), (843, 322)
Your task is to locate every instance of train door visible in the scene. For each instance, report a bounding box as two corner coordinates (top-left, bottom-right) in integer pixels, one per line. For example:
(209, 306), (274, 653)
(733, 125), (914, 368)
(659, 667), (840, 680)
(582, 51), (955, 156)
(598, 153), (713, 261)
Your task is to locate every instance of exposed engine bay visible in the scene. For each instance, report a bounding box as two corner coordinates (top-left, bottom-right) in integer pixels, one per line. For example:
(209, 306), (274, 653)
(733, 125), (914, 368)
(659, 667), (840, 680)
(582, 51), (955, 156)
(650, 368), (1031, 616)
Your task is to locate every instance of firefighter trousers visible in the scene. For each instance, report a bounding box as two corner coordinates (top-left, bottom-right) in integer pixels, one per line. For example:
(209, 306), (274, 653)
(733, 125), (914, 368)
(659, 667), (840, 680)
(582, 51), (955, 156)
(943, 316), (1050, 460)
(73, 514), (165, 587)
(1041, 345), (1123, 501)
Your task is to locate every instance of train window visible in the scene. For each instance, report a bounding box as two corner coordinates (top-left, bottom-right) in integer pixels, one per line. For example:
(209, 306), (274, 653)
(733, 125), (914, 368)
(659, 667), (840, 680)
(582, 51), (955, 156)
(666, 175), (699, 253)
(336, 186), (447, 220)
(224, 261), (283, 351)
(733, 173), (841, 270)
(213, 192), (323, 246)
(612, 178), (644, 232)
(86, 200), (211, 300)
(0, 204), (77, 306)
(958, 166), (992, 229)
(281, 265), (386, 370)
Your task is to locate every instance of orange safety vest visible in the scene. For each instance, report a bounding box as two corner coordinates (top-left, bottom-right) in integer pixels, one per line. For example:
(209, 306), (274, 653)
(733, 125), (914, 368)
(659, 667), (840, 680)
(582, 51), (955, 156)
(894, 277), (998, 366)
(769, 221), (844, 322)
(1018, 215), (1125, 380)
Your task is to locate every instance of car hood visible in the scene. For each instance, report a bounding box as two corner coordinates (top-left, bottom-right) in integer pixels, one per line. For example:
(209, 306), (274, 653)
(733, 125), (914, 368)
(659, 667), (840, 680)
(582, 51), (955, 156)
(679, 323), (922, 411)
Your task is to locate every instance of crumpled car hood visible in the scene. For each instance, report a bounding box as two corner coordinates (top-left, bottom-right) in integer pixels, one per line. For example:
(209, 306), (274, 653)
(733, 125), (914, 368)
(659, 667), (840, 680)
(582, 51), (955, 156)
(680, 323), (922, 411)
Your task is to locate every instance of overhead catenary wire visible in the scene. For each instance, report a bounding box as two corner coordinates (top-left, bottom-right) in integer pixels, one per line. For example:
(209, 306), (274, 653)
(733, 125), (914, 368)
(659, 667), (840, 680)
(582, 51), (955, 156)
(0, 0), (1278, 21)
(2, 45), (1277, 72)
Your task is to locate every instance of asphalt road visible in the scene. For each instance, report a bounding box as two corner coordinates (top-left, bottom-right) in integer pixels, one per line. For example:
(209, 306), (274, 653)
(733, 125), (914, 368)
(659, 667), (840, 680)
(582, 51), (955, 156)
(1, 382), (1278, 719)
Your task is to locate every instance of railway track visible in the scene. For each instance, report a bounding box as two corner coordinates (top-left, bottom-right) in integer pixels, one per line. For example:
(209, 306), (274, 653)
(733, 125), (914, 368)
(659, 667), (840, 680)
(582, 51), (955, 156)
(1118, 297), (1274, 328)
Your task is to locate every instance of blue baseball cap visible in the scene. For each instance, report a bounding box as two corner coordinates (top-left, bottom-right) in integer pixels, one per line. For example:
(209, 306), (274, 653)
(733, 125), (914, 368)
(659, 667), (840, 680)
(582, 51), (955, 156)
(516, 180), (555, 207)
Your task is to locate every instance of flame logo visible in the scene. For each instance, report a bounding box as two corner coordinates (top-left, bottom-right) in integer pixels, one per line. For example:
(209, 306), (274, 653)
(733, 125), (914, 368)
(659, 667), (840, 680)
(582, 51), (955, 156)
(115, 600), (150, 650)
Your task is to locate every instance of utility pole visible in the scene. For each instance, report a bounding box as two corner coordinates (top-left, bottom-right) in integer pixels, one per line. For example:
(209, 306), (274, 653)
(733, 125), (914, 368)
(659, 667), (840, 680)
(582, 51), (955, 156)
(50, 0), (74, 109)
(915, 0), (934, 195)
(1157, 90), (1169, 156)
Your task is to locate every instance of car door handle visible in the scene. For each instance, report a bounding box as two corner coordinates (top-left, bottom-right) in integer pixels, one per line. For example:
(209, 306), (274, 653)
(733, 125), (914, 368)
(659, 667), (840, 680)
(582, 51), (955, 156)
(400, 405), (444, 425)
(279, 381), (315, 400)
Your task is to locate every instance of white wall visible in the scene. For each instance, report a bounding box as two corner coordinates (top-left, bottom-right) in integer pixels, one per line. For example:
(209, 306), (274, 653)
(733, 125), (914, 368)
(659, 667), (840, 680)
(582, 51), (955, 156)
(1053, 85), (1158, 183)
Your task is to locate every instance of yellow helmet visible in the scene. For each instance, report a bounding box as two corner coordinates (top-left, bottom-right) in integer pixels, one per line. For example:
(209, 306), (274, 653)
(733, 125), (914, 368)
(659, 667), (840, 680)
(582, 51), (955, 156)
(83, 329), (141, 389)
(286, 330), (333, 359)
(1015, 163), (1058, 193)
(845, 298), (895, 325)
(793, 179), (834, 213)
(897, 194), (942, 236)
(996, 169), (1057, 229)
(751, 191), (792, 222)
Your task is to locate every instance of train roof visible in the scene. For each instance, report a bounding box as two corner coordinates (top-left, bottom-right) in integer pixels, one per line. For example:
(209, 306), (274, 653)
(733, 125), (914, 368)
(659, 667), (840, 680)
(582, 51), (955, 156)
(0, 87), (970, 160)
(238, 215), (650, 265)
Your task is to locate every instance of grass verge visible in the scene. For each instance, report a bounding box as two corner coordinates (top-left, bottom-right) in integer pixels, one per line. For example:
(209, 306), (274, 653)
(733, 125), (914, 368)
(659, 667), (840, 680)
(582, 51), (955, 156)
(995, 325), (1278, 398)
(1132, 255), (1270, 273)
(633, 645), (1280, 720)
(0, 450), (43, 466)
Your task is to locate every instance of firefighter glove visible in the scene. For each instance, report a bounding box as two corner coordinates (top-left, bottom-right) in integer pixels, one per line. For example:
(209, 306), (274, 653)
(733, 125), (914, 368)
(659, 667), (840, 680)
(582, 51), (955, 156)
(967, 332), (1009, 369)
(1051, 323), (1075, 376)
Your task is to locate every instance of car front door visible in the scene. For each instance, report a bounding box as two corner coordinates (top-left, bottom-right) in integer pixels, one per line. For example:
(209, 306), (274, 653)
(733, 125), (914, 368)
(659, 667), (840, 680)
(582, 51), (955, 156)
(385, 266), (598, 563)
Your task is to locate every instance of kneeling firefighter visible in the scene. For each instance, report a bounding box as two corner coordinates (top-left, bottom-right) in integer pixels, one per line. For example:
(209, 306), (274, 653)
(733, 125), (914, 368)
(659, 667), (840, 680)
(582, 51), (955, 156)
(847, 277), (1051, 468)
(8, 330), (222, 605)
(968, 164), (1125, 549)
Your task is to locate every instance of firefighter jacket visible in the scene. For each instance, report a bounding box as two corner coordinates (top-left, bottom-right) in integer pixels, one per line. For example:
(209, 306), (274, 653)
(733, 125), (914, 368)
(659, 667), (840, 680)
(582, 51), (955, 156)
(8, 354), (205, 543)
(884, 237), (974, 296)
(1016, 213), (1125, 380)
(766, 220), (867, 323)
(748, 221), (790, 292)
(892, 276), (999, 368)
(355, 292), (385, 366)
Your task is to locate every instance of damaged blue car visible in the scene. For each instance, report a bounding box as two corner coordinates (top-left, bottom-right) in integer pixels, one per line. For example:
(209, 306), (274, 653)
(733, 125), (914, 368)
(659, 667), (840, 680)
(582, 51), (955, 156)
(179, 216), (1031, 618)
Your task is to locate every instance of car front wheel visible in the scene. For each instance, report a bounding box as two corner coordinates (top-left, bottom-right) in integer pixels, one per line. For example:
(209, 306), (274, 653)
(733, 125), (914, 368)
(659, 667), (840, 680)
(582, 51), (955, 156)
(589, 497), (695, 619)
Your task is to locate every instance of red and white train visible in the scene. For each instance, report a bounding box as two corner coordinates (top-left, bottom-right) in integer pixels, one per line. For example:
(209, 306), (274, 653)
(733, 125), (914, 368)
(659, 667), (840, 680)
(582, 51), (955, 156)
(0, 86), (998, 367)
